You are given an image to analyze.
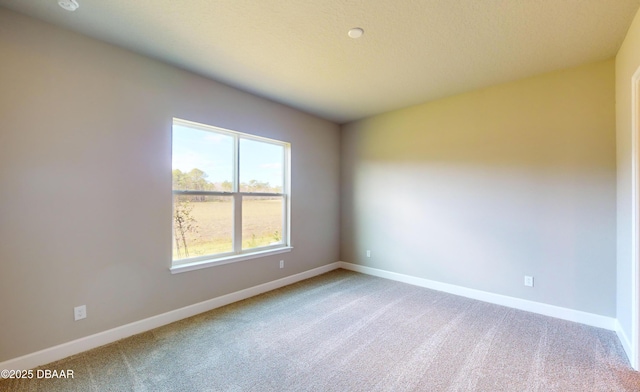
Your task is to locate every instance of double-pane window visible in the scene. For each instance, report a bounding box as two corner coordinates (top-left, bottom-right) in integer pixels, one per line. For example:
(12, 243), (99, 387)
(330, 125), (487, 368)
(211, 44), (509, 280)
(171, 118), (289, 267)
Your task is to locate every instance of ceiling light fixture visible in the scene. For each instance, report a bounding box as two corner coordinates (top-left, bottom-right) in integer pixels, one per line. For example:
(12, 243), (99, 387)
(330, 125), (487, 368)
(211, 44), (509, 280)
(348, 28), (364, 39)
(58, 0), (79, 12)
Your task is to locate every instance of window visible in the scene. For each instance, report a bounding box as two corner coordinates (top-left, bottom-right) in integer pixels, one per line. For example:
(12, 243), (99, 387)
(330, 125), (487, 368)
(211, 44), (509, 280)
(171, 118), (290, 271)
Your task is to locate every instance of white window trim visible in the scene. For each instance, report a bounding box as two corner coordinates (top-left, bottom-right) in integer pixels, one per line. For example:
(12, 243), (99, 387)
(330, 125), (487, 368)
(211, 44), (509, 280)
(170, 246), (293, 274)
(171, 118), (291, 273)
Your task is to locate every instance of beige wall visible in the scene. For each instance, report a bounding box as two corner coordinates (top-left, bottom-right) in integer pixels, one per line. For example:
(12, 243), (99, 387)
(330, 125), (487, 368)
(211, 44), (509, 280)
(615, 6), (640, 357)
(0, 9), (340, 362)
(341, 59), (617, 316)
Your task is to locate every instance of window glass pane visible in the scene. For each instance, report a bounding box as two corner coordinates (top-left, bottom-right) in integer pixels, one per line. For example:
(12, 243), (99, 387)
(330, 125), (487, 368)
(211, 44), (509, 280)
(173, 195), (233, 261)
(242, 196), (284, 250)
(172, 124), (234, 192)
(239, 139), (284, 193)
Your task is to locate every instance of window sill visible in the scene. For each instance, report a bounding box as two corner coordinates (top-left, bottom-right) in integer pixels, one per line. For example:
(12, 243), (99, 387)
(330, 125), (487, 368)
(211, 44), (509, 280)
(169, 247), (293, 274)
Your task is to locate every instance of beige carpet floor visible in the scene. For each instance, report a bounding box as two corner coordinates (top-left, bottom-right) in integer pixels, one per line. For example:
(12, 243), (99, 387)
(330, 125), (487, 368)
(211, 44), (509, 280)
(2, 269), (639, 391)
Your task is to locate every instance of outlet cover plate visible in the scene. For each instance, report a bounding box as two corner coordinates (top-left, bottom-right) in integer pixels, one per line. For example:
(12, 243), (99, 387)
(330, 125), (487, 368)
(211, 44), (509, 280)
(524, 276), (534, 287)
(74, 305), (87, 321)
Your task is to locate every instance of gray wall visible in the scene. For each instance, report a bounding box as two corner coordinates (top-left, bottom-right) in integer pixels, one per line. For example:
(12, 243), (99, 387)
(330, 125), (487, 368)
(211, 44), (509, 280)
(0, 9), (340, 362)
(340, 59), (617, 317)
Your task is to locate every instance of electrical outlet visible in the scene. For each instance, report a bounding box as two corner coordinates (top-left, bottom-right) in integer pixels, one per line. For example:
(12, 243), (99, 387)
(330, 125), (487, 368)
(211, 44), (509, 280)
(279, 260), (284, 269)
(74, 305), (87, 321)
(524, 276), (534, 287)
(366, 250), (371, 258)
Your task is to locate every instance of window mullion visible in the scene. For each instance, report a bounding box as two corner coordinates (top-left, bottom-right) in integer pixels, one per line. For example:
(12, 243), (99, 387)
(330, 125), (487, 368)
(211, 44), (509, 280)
(233, 193), (242, 254)
(233, 135), (242, 253)
(233, 135), (239, 193)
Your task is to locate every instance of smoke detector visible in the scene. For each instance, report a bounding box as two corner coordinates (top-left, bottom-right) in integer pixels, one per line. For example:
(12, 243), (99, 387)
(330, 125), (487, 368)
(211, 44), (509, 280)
(348, 28), (364, 39)
(58, 0), (79, 11)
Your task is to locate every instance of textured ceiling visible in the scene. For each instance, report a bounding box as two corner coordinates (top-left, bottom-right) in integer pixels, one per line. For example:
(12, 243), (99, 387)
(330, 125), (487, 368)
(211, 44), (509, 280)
(1, 0), (639, 123)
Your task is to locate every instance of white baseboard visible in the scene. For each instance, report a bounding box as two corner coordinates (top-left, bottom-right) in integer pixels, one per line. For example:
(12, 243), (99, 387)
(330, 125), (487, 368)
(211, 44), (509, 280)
(0, 262), (341, 371)
(615, 320), (635, 368)
(339, 261), (617, 331)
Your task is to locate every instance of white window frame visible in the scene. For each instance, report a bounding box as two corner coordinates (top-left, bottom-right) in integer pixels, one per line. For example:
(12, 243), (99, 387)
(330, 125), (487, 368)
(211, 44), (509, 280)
(170, 118), (292, 274)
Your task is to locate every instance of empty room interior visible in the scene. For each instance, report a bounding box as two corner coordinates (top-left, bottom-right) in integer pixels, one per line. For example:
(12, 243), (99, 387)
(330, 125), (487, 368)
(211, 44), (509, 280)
(3, 0), (640, 390)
